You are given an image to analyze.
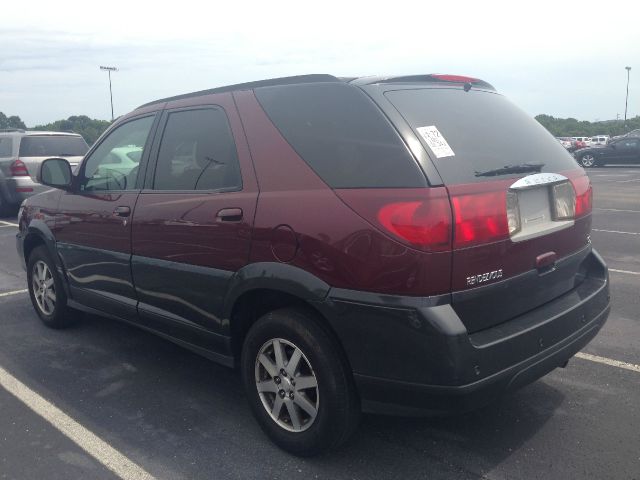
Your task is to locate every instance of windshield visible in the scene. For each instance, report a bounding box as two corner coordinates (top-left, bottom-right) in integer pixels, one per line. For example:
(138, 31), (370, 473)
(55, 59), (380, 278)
(19, 135), (89, 157)
(385, 88), (579, 184)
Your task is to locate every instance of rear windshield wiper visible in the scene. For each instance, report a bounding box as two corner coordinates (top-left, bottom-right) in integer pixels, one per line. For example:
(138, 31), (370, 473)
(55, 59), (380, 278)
(474, 163), (545, 177)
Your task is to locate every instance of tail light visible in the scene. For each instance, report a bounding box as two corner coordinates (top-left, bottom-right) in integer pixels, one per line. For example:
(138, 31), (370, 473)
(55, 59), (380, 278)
(10, 160), (29, 177)
(571, 175), (592, 217)
(551, 182), (576, 220)
(451, 191), (509, 248)
(377, 198), (452, 251)
(506, 191), (521, 235)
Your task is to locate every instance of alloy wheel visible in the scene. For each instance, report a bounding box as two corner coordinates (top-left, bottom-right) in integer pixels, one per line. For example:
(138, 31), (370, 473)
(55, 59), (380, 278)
(254, 338), (319, 432)
(581, 154), (595, 167)
(32, 260), (56, 315)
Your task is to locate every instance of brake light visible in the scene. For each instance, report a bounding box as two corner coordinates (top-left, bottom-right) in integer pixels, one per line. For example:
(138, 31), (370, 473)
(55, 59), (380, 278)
(10, 159), (29, 177)
(377, 198), (451, 251)
(451, 191), (509, 248)
(571, 175), (592, 217)
(430, 74), (479, 83)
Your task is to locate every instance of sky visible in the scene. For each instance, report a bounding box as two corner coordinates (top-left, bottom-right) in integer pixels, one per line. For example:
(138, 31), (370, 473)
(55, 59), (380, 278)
(1, 0), (639, 126)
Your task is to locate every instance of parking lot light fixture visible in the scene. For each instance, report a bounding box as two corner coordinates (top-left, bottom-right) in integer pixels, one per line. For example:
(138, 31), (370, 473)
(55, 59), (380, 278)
(100, 66), (118, 121)
(624, 66), (631, 124)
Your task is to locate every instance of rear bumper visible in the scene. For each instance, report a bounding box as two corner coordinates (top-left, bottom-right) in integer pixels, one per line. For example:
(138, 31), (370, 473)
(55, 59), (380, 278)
(319, 248), (610, 416)
(1, 176), (47, 204)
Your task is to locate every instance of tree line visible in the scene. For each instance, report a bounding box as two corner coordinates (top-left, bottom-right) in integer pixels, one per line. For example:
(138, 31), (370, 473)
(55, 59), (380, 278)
(1, 112), (111, 145)
(535, 114), (640, 137)
(3, 110), (640, 145)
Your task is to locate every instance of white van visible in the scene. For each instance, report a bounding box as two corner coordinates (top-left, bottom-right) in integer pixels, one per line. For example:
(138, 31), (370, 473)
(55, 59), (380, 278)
(589, 135), (610, 146)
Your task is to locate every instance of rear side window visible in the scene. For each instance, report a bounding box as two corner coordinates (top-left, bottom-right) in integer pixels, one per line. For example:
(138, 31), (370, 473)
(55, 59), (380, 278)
(0, 137), (12, 157)
(385, 88), (580, 184)
(255, 83), (426, 188)
(19, 136), (88, 157)
(153, 108), (242, 191)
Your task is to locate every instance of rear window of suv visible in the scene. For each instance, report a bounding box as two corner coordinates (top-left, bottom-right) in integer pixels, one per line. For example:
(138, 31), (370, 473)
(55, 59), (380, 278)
(19, 135), (89, 157)
(255, 83), (427, 188)
(385, 88), (579, 184)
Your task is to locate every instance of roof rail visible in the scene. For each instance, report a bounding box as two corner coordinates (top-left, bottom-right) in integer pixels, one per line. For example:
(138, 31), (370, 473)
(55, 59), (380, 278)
(138, 74), (341, 109)
(0, 128), (26, 133)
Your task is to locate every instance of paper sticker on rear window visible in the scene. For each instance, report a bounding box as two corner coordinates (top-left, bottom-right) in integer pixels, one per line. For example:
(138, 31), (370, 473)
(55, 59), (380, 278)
(416, 126), (455, 158)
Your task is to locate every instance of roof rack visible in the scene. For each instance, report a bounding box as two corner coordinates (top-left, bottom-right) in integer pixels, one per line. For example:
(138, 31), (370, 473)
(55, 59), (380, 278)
(138, 74), (341, 109)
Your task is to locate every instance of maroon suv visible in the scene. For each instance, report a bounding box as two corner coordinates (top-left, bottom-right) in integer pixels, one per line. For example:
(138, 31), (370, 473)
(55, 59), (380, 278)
(17, 74), (610, 456)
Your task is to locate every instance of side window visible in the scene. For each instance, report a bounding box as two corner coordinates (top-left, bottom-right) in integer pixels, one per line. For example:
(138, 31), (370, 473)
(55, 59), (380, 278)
(153, 108), (242, 191)
(81, 116), (154, 192)
(0, 137), (13, 157)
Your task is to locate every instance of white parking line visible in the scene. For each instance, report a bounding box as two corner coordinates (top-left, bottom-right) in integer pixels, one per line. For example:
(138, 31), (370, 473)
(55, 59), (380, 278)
(576, 352), (640, 374)
(0, 289), (28, 298)
(0, 221), (18, 227)
(0, 366), (155, 480)
(592, 229), (640, 236)
(595, 208), (640, 214)
(609, 268), (640, 276)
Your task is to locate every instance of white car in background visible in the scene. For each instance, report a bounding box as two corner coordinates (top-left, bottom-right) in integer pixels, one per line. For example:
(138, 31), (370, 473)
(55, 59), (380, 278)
(589, 135), (610, 146)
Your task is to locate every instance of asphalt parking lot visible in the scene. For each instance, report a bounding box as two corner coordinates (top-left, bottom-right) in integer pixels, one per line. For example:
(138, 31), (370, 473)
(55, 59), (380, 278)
(0, 167), (638, 480)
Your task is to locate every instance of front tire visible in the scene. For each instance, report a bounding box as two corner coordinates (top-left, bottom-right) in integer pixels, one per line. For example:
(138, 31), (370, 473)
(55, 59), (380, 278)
(241, 307), (360, 456)
(27, 246), (79, 329)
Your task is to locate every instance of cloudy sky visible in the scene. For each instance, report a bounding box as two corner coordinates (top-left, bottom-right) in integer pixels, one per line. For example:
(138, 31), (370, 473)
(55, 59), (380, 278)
(1, 0), (639, 126)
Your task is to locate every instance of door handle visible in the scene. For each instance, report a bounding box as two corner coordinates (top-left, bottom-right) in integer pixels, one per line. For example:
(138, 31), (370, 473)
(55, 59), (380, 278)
(216, 208), (243, 222)
(113, 206), (131, 217)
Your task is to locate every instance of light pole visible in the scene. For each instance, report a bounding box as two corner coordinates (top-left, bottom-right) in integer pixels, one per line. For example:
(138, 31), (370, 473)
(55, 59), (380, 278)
(624, 66), (631, 124)
(100, 66), (118, 121)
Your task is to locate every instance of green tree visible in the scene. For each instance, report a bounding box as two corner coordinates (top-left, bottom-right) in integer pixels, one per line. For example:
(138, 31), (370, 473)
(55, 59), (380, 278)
(0, 112), (27, 129)
(33, 116), (112, 145)
(536, 114), (640, 138)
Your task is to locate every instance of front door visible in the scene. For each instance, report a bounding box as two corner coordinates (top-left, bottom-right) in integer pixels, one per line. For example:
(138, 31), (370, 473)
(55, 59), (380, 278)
(131, 95), (258, 358)
(55, 114), (157, 319)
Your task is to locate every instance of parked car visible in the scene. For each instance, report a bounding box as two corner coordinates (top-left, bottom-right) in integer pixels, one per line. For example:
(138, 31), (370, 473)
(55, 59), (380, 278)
(574, 136), (640, 167)
(557, 137), (575, 152)
(0, 129), (88, 215)
(589, 135), (610, 146)
(17, 74), (610, 456)
(570, 136), (590, 150)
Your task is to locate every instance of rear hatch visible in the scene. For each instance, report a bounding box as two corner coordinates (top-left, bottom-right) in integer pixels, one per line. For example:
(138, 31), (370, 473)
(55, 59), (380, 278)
(18, 134), (88, 179)
(382, 85), (593, 333)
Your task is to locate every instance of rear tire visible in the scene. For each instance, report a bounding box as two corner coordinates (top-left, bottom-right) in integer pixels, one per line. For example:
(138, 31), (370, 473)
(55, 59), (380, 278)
(579, 153), (597, 168)
(241, 307), (360, 456)
(27, 246), (79, 329)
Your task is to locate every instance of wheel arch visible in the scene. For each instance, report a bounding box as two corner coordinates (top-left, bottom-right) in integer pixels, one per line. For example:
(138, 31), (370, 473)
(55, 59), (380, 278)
(224, 263), (350, 366)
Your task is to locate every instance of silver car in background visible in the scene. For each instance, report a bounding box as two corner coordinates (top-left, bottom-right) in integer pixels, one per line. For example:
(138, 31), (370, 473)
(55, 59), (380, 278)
(0, 129), (88, 215)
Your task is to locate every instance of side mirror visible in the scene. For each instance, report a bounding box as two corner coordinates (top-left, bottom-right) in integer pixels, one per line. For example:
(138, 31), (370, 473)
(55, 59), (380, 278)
(38, 158), (73, 190)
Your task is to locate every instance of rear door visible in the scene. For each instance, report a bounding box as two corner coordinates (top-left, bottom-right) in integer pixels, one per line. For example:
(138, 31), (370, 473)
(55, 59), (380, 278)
(131, 94), (258, 356)
(55, 114), (158, 318)
(616, 138), (640, 163)
(379, 86), (592, 332)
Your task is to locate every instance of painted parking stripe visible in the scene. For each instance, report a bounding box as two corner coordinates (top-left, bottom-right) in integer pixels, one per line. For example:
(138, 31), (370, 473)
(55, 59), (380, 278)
(595, 208), (640, 214)
(0, 366), (155, 480)
(609, 268), (640, 276)
(576, 352), (640, 374)
(0, 221), (18, 227)
(592, 229), (640, 236)
(0, 289), (28, 298)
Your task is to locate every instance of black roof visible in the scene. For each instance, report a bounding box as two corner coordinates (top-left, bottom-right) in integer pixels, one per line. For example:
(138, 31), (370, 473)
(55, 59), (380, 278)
(137, 73), (494, 109)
